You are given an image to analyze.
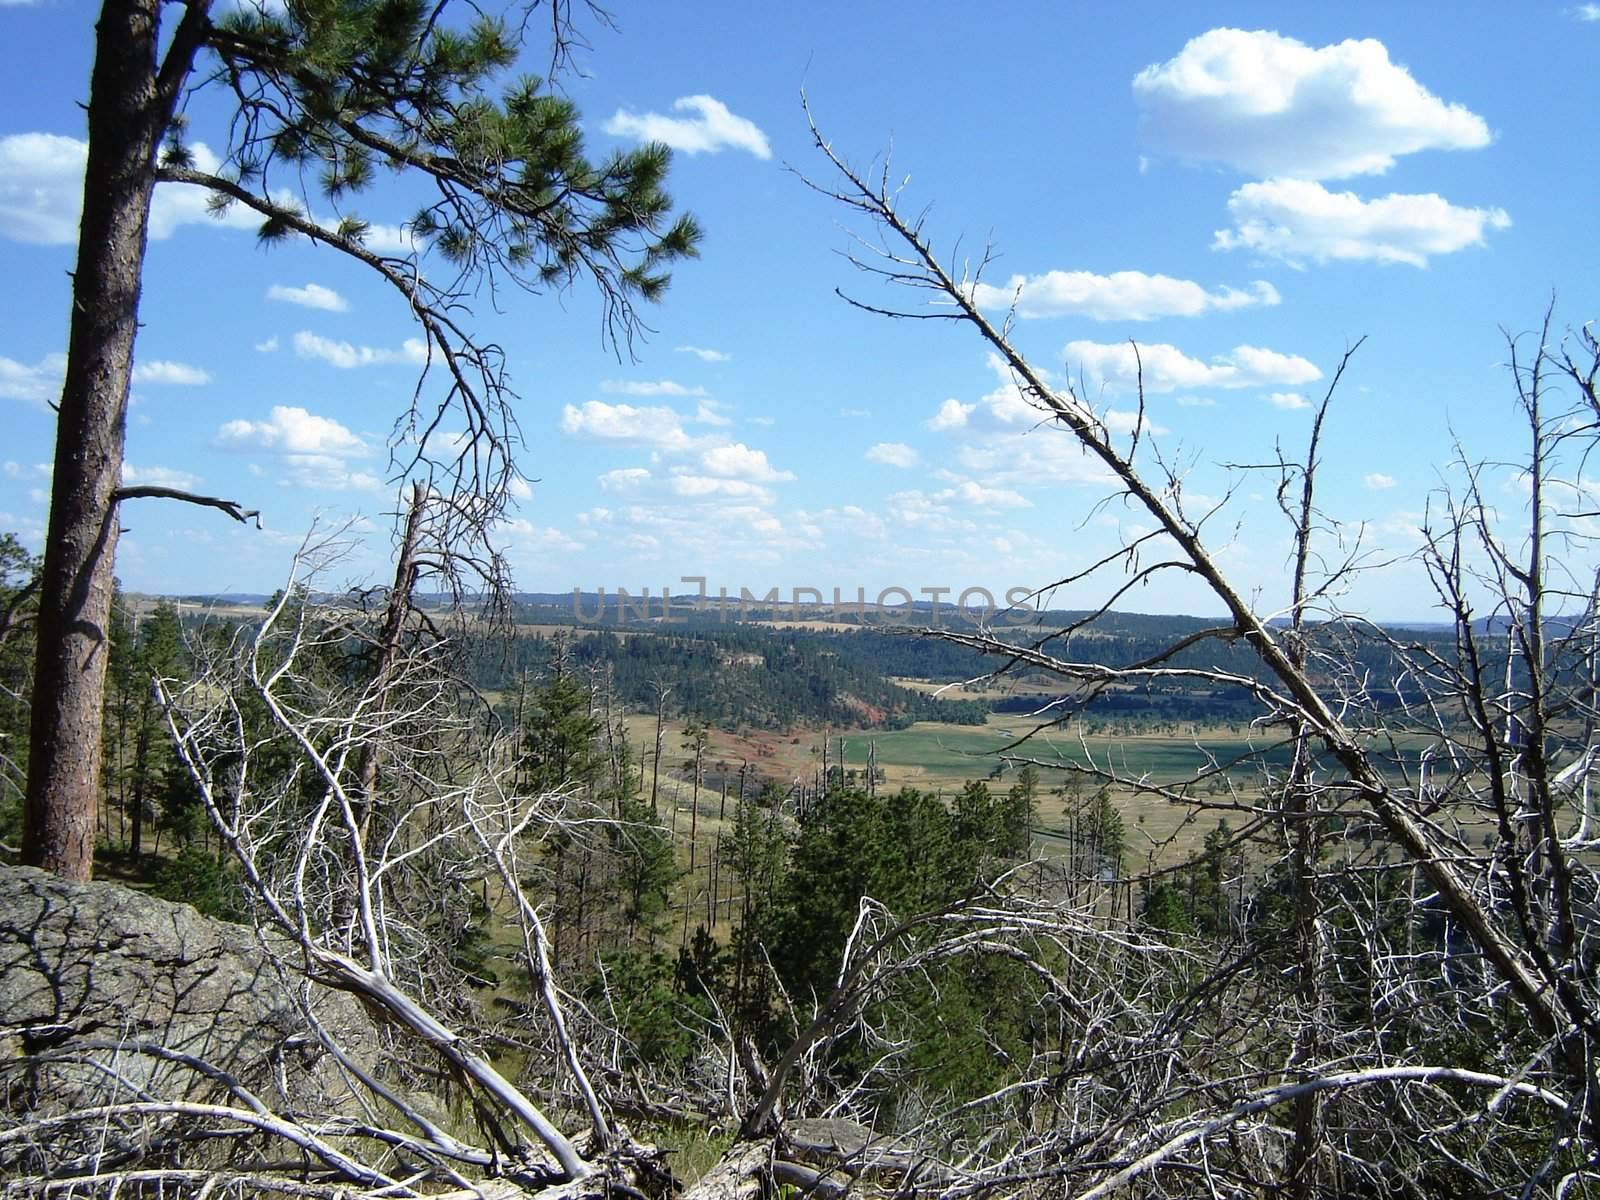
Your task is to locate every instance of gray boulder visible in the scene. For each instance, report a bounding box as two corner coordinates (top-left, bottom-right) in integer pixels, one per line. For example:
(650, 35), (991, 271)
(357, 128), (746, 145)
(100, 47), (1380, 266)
(0, 864), (378, 1115)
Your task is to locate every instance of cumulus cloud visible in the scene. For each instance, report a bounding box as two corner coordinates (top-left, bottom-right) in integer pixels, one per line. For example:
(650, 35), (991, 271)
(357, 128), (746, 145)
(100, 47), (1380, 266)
(0, 352), (65, 407)
(699, 442), (794, 482)
(600, 379), (707, 397)
(267, 282), (349, 312)
(918, 358), (1118, 493)
(693, 400), (732, 427)
(122, 463), (201, 490)
(938, 480), (1032, 509)
(970, 270), (1280, 320)
(603, 95), (772, 159)
(927, 398), (976, 431)
(675, 345), (731, 362)
(255, 336), (280, 354)
(292, 330), (427, 368)
(215, 404), (375, 490)
(668, 474), (774, 503)
(886, 490), (975, 534)
(502, 519), (582, 554)
(866, 442), (920, 468)
(216, 405), (366, 456)
(561, 400), (693, 451)
(0, 134), (89, 243)
(133, 359), (210, 386)
(1268, 392), (1310, 410)
(0, 133), (417, 252)
(1365, 472), (1398, 489)
(0, 135), (269, 245)
(1104, 408), (1169, 436)
(1134, 28), (1492, 180)
(1572, 3), (1600, 19)
(1065, 340), (1322, 392)
(599, 467), (651, 491)
(1215, 178), (1511, 266)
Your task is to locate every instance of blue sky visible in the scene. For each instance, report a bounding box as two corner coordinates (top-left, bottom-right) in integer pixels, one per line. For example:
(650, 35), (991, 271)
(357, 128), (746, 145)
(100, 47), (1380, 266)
(1, 2), (1596, 619)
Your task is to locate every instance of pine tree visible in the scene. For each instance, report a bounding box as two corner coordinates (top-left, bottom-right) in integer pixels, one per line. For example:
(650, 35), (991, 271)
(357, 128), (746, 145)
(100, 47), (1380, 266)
(25, 0), (699, 879)
(0, 534), (40, 845)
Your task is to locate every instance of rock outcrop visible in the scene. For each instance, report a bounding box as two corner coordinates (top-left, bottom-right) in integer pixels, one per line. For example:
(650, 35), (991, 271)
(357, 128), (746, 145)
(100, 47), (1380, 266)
(0, 864), (378, 1114)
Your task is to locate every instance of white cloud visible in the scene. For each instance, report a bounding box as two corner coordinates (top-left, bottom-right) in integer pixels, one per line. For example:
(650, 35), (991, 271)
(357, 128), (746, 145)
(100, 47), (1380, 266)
(214, 404), (375, 491)
(0, 133), (417, 252)
(358, 223), (418, 254)
(267, 282), (349, 312)
(694, 400), (732, 427)
(502, 519), (582, 554)
(675, 345), (731, 362)
(839, 408), (872, 418)
(937, 480), (1032, 509)
(562, 400), (692, 450)
(1134, 28), (1492, 180)
(958, 437), (1111, 492)
(1065, 340), (1322, 392)
(699, 442), (794, 482)
(1365, 472), (1398, 489)
(255, 336), (280, 353)
(1215, 178), (1511, 267)
(0, 351), (65, 407)
(603, 95), (772, 159)
(292, 330), (427, 368)
(151, 143), (263, 239)
(133, 359), (210, 386)
(746, 415), (776, 427)
(1175, 395), (1215, 407)
(0, 134), (89, 243)
(1268, 391), (1310, 410)
(599, 467), (652, 491)
(1104, 408), (1168, 436)
(886, 490), (975, 534)
(927, 398), (976, 431)
(601, 379), (707, 397)
(970, 270), (1279, 320)
(668, 474), (774, 503)
(122, 463), (201, 490)
(216, 405), (366, 456)
(1573, 3), (1600, 19)
(866, 442), (920, 468)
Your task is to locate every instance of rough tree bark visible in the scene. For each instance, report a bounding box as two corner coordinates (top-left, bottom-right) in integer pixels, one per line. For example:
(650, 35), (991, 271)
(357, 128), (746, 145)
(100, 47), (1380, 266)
(23, 0), (208, 880)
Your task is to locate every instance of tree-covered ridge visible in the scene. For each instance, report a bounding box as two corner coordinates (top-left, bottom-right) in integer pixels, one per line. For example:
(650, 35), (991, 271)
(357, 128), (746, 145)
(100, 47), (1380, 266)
(476, 626), (991, 729)
(476, 604), (1502, 733)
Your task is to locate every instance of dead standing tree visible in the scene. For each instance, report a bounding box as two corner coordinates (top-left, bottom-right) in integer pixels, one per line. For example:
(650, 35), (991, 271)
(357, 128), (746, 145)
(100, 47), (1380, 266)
(800, 110), (1600, 1196)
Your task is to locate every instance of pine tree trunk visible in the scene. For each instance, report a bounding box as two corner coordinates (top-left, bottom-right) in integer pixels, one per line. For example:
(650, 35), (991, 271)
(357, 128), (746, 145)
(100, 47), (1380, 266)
(24, 0), (172, 880)
(130, 719), (149, 857)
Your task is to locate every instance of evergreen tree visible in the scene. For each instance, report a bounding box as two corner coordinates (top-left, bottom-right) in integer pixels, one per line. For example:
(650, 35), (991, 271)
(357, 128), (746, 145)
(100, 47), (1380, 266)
(1081, 786), (1125, 880)
(613, 795), (678, 942)
(25, 0), (699, 879)
(523, 673), (604, 795)
(104, 601), (187, 858)
(0, 534), (39, 845)
(1001, 764), (1039, 860)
